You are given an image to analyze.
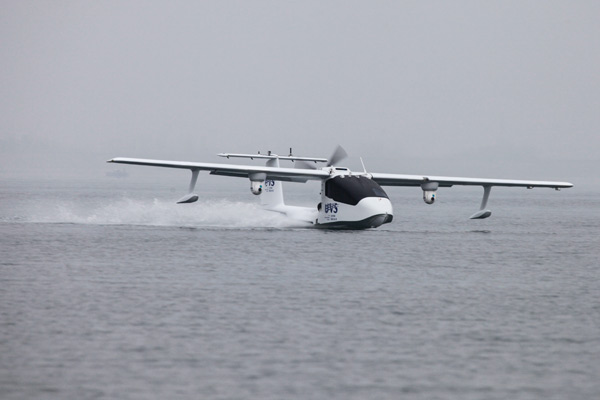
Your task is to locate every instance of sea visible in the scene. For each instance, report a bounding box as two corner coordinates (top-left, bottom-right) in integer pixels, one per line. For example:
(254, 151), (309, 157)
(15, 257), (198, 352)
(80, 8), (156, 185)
(1, 177), (598, 400)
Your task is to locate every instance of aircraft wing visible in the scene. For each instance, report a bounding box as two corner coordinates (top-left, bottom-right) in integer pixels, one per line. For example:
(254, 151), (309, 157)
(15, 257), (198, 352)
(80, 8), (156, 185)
(107, 157), (330, 182)
(370, 172), (573, 189)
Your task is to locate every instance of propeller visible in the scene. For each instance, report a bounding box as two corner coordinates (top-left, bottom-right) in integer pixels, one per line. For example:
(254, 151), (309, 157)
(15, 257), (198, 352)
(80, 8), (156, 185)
(327, 145), (348, 167)
(295, 160), (318, 170)
(293, 145), (348, 169)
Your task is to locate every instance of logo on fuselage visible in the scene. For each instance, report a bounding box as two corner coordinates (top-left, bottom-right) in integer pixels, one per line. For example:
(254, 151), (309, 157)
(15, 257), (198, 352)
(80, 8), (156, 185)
(324, 203), (338, 214)
(264, 179), (275, 192)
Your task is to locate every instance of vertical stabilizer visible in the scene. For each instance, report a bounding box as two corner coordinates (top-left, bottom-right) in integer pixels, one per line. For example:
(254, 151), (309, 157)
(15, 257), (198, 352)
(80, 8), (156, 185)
(261, 158), (285, 210)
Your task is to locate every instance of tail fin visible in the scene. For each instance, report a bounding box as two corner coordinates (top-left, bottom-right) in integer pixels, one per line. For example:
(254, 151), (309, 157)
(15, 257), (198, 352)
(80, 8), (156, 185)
(260, 158), (285, 210)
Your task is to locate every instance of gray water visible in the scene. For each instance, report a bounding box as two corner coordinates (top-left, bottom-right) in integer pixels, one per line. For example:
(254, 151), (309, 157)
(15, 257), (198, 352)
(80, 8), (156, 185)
(1, 178), (599, 400)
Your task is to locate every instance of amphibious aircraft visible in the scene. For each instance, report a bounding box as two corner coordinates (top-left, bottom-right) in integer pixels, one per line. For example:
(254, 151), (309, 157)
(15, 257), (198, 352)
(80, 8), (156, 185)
(107, 146), (573, 229)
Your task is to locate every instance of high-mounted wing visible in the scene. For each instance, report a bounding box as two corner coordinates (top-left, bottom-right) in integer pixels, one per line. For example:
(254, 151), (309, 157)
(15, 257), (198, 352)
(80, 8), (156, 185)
(370, 172), (573, 219)
(107, 157), (330, 204)
(107, 157), (329, 182)
(370, 172), (573, 189)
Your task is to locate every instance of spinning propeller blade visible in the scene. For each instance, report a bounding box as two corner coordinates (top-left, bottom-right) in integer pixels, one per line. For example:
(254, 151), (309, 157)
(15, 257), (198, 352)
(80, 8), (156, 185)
(295, 160), (318, 170)
(327, 145), (348, 167)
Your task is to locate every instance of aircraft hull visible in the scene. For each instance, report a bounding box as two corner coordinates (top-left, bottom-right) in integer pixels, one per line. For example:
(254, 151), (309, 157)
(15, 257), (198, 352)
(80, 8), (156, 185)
(317, 197), (393, 229)
(315, 213), (393, 229)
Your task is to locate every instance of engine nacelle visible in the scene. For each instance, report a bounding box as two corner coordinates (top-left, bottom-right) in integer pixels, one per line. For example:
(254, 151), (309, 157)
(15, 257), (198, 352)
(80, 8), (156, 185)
(250, 180), (263, 195)
(421, 181), (439, 205)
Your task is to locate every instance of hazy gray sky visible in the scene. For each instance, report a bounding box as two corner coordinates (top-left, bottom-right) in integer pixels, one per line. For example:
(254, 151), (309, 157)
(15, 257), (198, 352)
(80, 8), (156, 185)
(1, 1), (598, 185)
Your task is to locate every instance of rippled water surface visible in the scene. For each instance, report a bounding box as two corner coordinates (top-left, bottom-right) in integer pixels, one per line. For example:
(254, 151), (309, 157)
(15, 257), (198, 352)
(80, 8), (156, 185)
(1, 179), (599, 399)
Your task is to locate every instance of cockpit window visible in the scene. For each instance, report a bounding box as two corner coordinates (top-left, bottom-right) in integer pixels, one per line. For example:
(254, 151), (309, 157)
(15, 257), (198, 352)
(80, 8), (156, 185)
(325, 176), (389, 205)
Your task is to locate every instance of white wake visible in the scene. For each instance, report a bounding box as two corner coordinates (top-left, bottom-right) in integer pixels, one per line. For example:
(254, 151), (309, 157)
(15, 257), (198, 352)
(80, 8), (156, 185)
(24, 198), (300, 228)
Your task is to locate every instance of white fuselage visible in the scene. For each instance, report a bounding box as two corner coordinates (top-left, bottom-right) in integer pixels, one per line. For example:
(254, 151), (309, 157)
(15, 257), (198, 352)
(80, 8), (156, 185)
(317, 196), (393, 228)
(262, 168), (394, 229)
(314, 169), (393, 229)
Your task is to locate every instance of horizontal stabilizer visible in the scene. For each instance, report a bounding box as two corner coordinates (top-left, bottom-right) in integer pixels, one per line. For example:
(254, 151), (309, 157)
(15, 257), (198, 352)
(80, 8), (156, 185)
(218, 153), (327, 163)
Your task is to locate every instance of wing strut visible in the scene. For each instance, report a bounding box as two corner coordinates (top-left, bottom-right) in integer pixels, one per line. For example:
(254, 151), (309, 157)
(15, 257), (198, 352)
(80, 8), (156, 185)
(470, 185), (492, 219)
(177, 169), (200, 204)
